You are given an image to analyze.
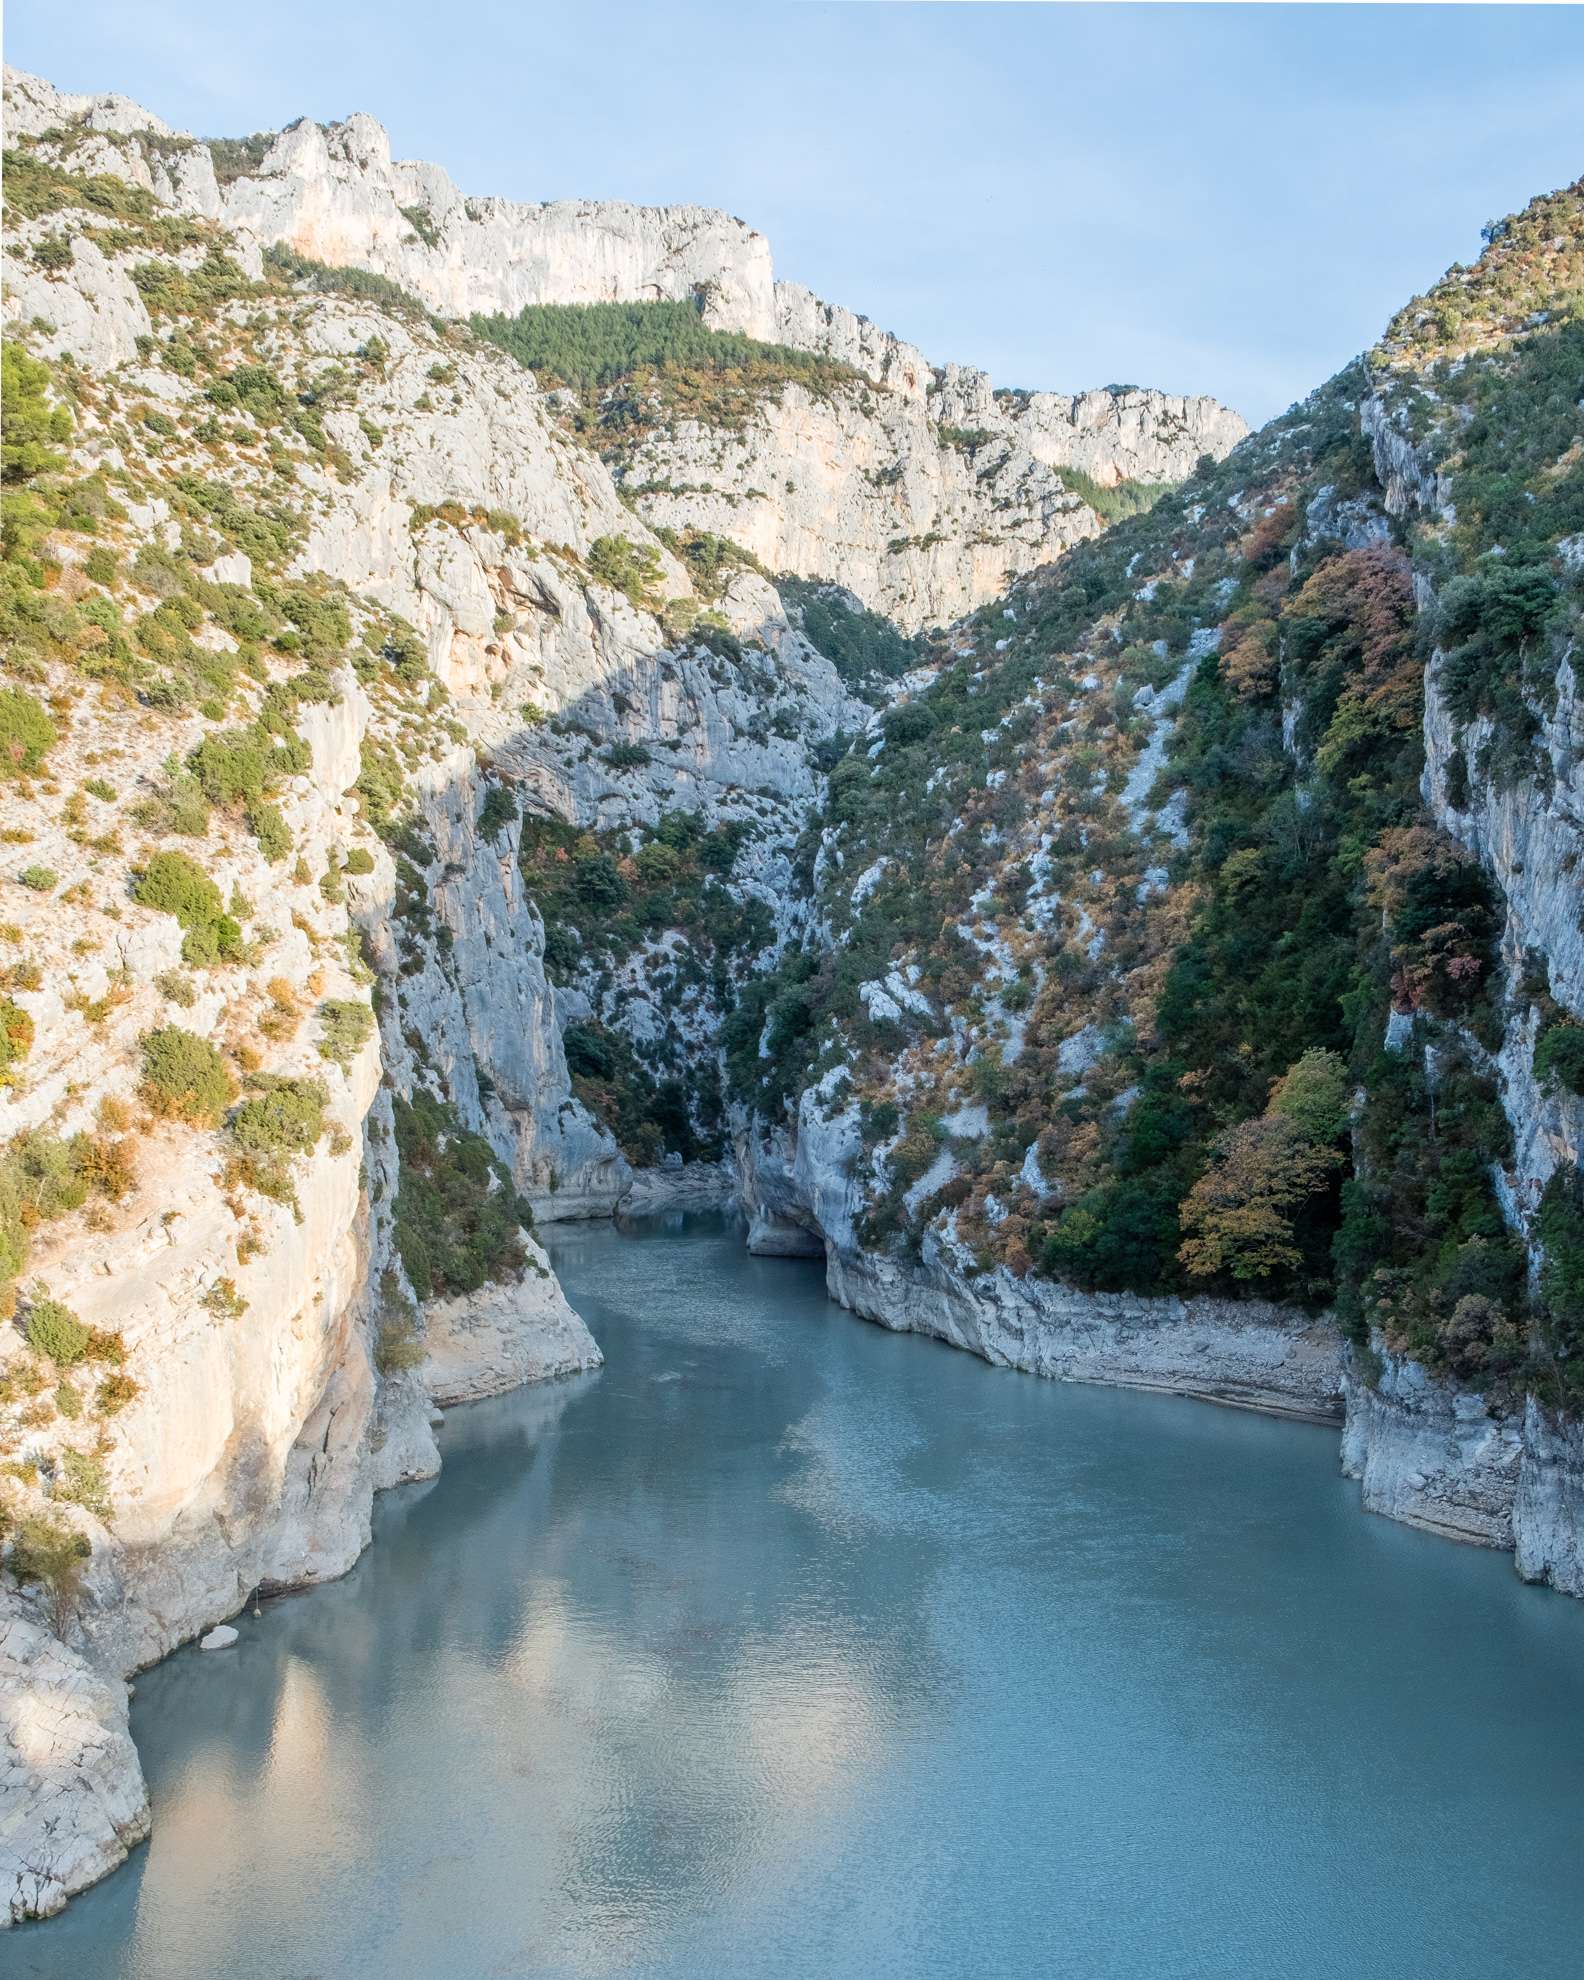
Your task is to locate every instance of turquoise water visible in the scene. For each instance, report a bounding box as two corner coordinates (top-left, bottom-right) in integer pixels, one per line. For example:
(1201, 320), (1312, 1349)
(24, 1213), (1584, 1978)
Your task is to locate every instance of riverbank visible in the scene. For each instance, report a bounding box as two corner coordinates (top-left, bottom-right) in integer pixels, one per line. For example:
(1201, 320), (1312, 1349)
(25, 1215), (1584, 1980)
(738, 1120), (1584, 1596)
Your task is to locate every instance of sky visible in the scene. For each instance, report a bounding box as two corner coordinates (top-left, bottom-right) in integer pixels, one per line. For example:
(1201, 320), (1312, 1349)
(8, 2), (1584, 425)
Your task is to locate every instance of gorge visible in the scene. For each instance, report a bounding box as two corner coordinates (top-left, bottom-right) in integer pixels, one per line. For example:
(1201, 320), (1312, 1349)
(1, 60), (1583, 1949)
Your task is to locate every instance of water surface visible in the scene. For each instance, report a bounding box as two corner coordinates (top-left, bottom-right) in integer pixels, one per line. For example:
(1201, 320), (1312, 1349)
(26, 1214), (1584, 1978)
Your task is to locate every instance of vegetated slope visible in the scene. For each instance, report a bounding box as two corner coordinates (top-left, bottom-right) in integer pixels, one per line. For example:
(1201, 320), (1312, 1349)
(730, 177), (1584, 1441)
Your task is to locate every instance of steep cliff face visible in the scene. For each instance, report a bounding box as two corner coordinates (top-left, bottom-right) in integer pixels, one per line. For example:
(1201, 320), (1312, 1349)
(2, 70), (780, 335)
(3, 68), (1247, 632)
(0, 61), (888, 1919)
(1325, 192), (1584, 1584)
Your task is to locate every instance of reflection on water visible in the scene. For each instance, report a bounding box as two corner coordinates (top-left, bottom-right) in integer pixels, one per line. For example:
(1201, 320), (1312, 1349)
(23, 1213), (1584, 1979)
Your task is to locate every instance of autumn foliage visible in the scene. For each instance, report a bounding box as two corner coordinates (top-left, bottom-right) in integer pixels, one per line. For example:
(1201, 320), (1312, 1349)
(1178, 1049), (1349, 1283)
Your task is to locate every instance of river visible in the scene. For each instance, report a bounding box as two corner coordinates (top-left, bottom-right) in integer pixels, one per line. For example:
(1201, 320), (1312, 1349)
(23, 1212), (1584, 1978)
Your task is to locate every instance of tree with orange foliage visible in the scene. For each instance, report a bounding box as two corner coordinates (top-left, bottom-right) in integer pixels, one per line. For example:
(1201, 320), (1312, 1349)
(1281, 543), (1419, 774)
(1364, 824), (1497, 1016)
(1178, 1048), (1349, 1282)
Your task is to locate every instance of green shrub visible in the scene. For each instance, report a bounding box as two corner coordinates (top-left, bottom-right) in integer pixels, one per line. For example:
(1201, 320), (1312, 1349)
(140, 1025), (233, 1125)
(0, 995), (33, 1078)
(343, 846), (375, 875)
(317, 999), (374, 1068)
(25, 1296), (89, 1366)
(587, 534), (662, 609)
(227, 1075), (329, 1204)
(55, 1449), (111, 1521)
(1, 343), (71, 480)
(134, 769), (210, 837)
(374, 1305), (426, 1374)
(229, 1075), (328, 1159)
(477, 785), (518, 840)
(132, 851), (243, 964)
(188, 724), (308, 808)
(0, 687), (57, 776)
(354, 736), (407, 837)
(1535, 1021), (1584, 1098)
(0, 1132), (131, 1298)
(249, 801), (292, 863)
(6, 1509), (90, 1634)
(132, 849), (221, 926)
(131, 248), (253, 319)
(391, 1091), (531, 1301)
(16, 866), (56, 893)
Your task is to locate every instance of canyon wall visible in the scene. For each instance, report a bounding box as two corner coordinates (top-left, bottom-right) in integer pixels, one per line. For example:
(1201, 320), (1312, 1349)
(5, 68), (1247, 631)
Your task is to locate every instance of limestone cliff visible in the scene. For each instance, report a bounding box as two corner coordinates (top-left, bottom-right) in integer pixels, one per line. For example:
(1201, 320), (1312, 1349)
(4, 67), (1247, 631)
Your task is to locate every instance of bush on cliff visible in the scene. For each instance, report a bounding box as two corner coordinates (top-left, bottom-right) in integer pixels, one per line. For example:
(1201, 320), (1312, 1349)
(24, 1296), (90, 1367)
(140, 1026), (233, 1126)
(391, 1091), (531, 1301)
(0, 687), (57, 777)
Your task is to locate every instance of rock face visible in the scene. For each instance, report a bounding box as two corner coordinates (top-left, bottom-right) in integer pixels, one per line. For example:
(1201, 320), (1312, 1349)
(619, 382), (1100, 632)
(422, 1250), (602, 1406)
(1340, 1350), (1523, 1547)
(1340, 1355), (1584, 1595)
(224, 117), (780, 339)
(1328, 354), (1584, 1594)
(1515, 1403), (1584, 1596)
(0, 1606), (150, 1927)
(3, 66), (1247, 633)
(741, 1100), (1343, 1419)
(622, 378), (1247, 631)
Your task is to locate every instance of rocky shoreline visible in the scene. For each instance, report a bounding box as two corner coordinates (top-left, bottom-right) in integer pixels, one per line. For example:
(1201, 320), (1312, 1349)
(739, 1115), (1584, 1598)
(2, 1285), (599, 1929)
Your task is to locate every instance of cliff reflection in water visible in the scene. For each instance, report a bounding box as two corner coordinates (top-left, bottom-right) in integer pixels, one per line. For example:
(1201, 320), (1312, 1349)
(28, 1213), (1584, 1980)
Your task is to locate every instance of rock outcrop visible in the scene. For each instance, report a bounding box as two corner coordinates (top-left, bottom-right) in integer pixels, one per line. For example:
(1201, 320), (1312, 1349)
(0, 1606), (150, 1927)
(1340, 1349), (1523, 1547)
(4, 66), (1247, 631)
(740, 1096), (1343, 1420)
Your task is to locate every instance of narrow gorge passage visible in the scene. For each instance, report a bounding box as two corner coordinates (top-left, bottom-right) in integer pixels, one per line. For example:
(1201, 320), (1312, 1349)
(26, 1215), (1584, 1980)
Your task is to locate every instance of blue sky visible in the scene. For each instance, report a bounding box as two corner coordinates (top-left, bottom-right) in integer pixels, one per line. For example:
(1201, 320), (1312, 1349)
(9, 3), (1584, 424)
